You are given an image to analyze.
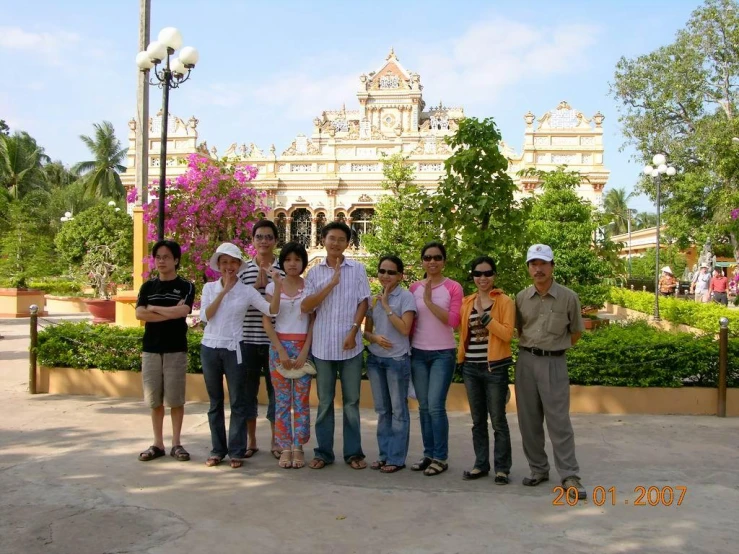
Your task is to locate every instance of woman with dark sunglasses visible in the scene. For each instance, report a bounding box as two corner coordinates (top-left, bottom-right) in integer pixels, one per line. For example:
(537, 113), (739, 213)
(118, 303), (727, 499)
(408, 241), (463, 476)
(363, 256), (417, 473)
(457, 256), (514, 484)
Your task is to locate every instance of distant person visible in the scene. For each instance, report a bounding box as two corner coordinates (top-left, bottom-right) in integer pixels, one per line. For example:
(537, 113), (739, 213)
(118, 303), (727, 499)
(301, 221), (371, 470)
(515, 244), (586, 501)
(709, 269), (729, 306)
(457, 256), (514, 485)
(658, 266), (677, 296)
(690, 263), (711, 303)
(135, 240), (195, 463)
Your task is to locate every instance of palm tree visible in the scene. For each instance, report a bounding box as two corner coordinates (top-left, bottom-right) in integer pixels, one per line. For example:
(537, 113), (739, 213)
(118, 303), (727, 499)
(634, 211), (658, 230)
(602, 187), (633, 235)
(72, 121), (127, 200)
(0, 132), (50, 199)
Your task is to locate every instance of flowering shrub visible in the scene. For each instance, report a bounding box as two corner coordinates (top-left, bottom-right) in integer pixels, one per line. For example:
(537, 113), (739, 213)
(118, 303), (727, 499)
(130, 154), (267, 287)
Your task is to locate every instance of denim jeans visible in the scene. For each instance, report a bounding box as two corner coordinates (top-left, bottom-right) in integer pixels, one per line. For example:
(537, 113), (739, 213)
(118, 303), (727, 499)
(241, 343), (276, 422)
(410, 347), (456, 461)
(366, 353), (411, 466)
(462, 361), (512, 474)
(201, 345), (249, 459)
(313, 353), (364, 464)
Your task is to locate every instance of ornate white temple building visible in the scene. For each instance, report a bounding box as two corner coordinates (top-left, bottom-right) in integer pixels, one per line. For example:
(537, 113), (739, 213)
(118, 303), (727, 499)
(122, 49), (610, 250)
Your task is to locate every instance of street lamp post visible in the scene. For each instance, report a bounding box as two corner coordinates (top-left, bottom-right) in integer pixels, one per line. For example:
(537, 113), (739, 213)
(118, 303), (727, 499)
(643, 154), (677, 321)
(136, 27), (199, 241)
(627, 208), (635, 280)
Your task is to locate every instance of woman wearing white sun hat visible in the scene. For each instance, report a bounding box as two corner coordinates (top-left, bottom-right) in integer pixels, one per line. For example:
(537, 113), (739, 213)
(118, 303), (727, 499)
(200, 242), (282, 468)
(658, 266), (677, 297)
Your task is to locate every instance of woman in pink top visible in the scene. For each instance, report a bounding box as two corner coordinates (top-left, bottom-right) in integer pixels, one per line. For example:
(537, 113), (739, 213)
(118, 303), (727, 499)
(409, 241), (464, 476)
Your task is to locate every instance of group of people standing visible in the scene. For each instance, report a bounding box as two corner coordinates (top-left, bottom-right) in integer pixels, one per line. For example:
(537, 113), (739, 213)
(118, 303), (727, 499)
(135, 220), (587, 500)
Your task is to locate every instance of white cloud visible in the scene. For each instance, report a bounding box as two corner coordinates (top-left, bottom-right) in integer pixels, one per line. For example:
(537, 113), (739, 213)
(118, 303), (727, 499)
(0, 26), (80, 64)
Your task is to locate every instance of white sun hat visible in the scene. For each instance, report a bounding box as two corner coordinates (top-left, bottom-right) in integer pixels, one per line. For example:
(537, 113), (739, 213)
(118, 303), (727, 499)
(661, 266), (673, 275)
(209, 242), (247, 273)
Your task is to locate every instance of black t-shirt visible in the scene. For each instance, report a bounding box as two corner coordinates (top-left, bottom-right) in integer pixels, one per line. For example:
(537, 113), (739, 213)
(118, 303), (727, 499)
(136, 276), (195, 353)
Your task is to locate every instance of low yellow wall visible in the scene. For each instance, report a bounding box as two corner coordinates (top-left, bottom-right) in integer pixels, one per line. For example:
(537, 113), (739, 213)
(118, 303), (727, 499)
(0, 289), (47, 318)
(44, 295), (89, 314)
(36, 366), (738, 416)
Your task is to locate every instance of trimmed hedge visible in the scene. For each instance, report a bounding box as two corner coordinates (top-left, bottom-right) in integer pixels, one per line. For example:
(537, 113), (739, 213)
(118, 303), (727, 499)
(608, 287), (739, 335)
(0, 276), (85, 296)
(36, 320), (738, 388)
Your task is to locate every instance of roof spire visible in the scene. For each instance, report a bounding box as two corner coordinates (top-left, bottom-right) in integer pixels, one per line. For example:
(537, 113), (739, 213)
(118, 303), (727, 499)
(387, 47), (397, 61)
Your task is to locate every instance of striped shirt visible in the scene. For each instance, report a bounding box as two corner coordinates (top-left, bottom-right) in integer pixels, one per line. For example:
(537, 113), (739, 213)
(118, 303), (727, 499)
(465, 306), (492, 362)
(238, 258), (282, 345)
(303, 257), (371, 361)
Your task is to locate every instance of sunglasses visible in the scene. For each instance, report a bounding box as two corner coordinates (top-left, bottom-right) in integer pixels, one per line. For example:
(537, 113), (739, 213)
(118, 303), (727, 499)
(422, 255), (444, 262)
(377, 268), (399, 276)
(472, 270), (495, 278)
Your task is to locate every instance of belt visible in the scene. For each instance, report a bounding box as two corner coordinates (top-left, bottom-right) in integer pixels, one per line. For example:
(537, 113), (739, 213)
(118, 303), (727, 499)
(520, 346), (566, 357)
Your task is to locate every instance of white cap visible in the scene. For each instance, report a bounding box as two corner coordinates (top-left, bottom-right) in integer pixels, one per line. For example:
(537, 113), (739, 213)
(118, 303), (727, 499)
(526, 244), (554, 263)
(700, 263), (709, 269)
(661, 266), (673, 275)
(209, 242), (247, 273)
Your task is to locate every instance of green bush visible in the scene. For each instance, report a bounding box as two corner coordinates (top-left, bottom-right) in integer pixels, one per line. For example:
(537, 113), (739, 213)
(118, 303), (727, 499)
(608, 287), (739, 334)
(37, 321), (738, 388)
(28, 277), (85, 296)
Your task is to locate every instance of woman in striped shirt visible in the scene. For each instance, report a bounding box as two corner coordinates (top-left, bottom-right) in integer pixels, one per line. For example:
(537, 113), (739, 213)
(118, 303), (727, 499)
(456, 256), (514, 484)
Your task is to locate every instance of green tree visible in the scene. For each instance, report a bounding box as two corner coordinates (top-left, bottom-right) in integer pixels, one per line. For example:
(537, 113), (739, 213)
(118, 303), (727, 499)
(602, 187), (634, 235)
(360, 153), (434, 282)
(0, 120), (8, 136)
(421, 117), (530, 293)
(0, 131), (50, 199)
(54, 203), (133, 286)
(634, 211), (657, 230)
(629, 246), (689, 281)
(526, 167), (616, 309)
(71, 121), (127, 200)
(611, 0), (739, 257)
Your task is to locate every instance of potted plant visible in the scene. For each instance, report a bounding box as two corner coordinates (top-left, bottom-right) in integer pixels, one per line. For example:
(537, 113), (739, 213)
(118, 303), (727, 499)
(82, 244), (117, 324)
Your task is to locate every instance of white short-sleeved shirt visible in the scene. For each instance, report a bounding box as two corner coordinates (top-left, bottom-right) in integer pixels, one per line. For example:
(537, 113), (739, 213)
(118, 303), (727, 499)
(266, 282), (310, 335)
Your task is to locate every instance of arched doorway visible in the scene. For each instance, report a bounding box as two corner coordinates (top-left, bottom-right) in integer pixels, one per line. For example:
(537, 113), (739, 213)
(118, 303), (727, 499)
(350, 208), (374, 249)
(315, 212), (326, 247)
(290, 208), (312, 249)
(275, 213), (287, 247)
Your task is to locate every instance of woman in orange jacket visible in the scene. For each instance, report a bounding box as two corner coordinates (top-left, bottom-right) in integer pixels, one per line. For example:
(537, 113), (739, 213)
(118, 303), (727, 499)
(457, 256), (515, 484)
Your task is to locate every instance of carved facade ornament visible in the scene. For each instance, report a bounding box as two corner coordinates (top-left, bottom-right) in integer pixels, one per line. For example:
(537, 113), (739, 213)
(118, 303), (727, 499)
(283, 135), (320, 156)
(187, 116), (199, 131)
(196, 141), (209, 155)
(295, 196), (307, 202)
(593, 111), (605, 127)
(128, 118), (137, 131)
(524, 111), (535, 127)
(358, 194), (373, 202)
(223, 142), (238, 157)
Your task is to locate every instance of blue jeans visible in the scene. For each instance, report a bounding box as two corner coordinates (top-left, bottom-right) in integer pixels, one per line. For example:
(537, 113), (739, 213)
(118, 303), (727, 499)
(462, 361), (512, 474)
(313, 353), (364, 464)
(366, 353), (411, 466)
(200, 345), (248, 459)
(241, 343), (275, 422)
(410, 347), (456, 461)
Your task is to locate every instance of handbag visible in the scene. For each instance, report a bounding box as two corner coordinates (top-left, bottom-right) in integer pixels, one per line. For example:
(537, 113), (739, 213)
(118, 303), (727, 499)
(276, 359), (317, 379)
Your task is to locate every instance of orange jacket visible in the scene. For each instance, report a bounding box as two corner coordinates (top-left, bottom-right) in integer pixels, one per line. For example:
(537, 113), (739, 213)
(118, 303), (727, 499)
(456, 289), (515, 364)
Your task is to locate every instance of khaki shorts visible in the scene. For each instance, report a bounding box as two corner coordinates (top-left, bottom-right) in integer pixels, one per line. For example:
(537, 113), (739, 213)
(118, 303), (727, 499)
(142, 352), (187, 409)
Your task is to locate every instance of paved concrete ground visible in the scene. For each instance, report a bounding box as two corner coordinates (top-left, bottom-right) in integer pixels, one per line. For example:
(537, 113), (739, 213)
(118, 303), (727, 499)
(1, 317), (738, 554)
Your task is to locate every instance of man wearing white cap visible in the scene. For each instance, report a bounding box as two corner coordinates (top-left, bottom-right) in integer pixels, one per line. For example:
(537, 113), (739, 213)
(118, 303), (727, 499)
(690, 264), (711, 303)
(515, 244), (586, 501)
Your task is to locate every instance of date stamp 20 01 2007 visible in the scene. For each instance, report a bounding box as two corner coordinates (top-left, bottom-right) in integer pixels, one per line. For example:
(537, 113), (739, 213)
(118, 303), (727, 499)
(552, 485), (687, 507)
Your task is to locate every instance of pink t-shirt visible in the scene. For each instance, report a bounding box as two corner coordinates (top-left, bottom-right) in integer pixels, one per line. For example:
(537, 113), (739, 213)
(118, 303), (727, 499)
(410, 278), (463, 351)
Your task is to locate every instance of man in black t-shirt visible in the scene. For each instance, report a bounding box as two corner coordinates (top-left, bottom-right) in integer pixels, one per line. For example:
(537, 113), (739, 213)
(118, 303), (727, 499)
(135, 240), (195, 462)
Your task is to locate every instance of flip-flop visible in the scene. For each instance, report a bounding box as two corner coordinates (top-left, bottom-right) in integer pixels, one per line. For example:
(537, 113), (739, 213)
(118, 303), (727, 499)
(138, 445), (165, 462)
(370, 460), (386, 470)
(348, 456), (367, 470)
(309, 458), (326, 469)
(380, 464), (405, 474)
(244, 448), (259, 459)
(230, 459), (244, 469)
(205, 456), (223, 467)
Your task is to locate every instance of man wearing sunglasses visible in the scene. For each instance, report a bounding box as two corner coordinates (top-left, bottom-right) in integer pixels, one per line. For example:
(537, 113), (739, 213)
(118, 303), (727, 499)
(515, 244), (586, 502)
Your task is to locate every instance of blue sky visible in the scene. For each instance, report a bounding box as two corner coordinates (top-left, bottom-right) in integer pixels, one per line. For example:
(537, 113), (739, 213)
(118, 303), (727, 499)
(0, 0), (702, 211)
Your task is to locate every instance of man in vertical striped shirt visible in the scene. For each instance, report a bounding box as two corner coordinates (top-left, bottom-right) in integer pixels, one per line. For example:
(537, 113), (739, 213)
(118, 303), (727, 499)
(301, 221), (371, 469)
(239, 220), (283, 459)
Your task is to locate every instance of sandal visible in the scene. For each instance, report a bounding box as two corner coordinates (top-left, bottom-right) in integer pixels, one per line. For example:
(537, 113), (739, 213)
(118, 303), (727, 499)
(138, 445), (165, 462)
(348, 456), (367, 470)
(292, 448), (305, 469)
(370, 460), (386, 470)
(271, 449), (282, 460)
(244, 447), (259, 459)
(309, 458), (327, 470)
(410, 457), (432, 472)
(424, 460), (449, 476)
(169, 445), (190, 462)
(279, 450), (293, 469)
(205, 456), (223, 467)
(380, 464), (405, 474)
(230, 458), (244, 469)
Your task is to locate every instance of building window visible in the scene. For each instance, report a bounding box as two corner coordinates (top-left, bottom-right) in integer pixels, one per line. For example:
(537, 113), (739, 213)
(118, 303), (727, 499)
(290, 208), (312, 249)
(275, 213), (287, 247)
(350, 208), (374, 248)
(315, 212), (326, 247)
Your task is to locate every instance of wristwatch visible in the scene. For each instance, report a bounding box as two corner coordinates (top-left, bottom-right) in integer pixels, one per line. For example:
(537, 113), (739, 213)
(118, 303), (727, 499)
(385, 310), (393, 317)
(351, 323), (359, 329)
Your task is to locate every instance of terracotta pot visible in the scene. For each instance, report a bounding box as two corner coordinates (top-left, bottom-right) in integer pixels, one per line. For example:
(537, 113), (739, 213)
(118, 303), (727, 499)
(582, 317), (609, 331)
(84, 299), (116, 324)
